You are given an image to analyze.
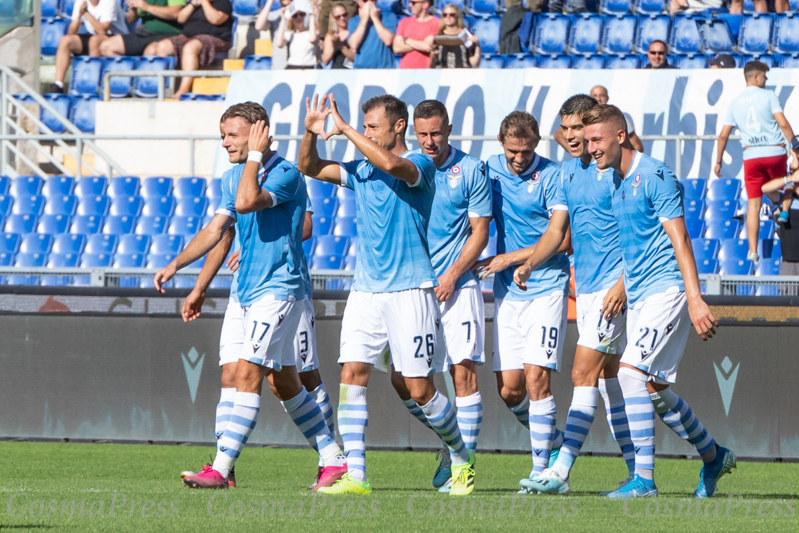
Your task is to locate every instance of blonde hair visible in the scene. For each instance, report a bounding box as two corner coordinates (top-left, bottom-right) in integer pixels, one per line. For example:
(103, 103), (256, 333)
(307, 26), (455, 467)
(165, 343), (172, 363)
(328, 3), (348, 35)
(438, 4), (465, 34)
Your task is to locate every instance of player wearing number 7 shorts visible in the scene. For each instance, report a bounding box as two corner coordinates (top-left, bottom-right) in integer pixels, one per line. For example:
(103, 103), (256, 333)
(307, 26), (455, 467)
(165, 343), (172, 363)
(583, 104), (736, 499)
(513, 94), (636, 496)
(473, 111), (570, 492)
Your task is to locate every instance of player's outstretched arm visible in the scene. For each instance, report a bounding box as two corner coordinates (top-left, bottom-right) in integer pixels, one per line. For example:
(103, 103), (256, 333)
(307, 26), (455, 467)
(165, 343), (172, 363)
(436, 216), (490, 302)
(153, 213), (233, 293)
(715, 125), (734, 178)
(297, 95), (344, 184)
(182, 226), (235, 322)
(328, 94), (419, 185)
(513, 210), (570, 290)
(662, 217), (718, 341)
(235, 120), (274, 214)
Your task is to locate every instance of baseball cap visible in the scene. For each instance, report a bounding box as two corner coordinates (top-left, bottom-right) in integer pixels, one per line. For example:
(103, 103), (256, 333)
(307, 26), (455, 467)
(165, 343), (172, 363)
(708, 54), (736, 68)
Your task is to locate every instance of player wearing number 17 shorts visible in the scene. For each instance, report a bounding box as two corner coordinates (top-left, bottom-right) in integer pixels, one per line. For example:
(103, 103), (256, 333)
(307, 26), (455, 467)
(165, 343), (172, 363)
(583, 104), (736, 499)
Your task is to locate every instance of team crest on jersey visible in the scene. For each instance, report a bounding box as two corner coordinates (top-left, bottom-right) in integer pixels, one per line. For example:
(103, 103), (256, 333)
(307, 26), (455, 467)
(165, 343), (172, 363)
(447, 173), (463, 188)
(527, 172), (541, 193)
(452, 166), (461, 174)
(631, 174), (642, 196)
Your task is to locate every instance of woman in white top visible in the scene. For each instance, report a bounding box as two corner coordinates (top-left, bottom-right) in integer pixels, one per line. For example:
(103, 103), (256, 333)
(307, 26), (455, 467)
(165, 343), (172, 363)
(255, 0), (292, 70)
(274, 1), (319, 69)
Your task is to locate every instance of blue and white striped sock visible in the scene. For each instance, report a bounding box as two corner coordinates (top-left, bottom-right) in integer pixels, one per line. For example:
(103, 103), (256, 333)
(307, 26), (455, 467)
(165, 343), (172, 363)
(421, 391), (471, 466)
(508, 395), (530, 429)
(309, 382), (335, 437)
(401, 398), (447, 447)
(338, 384), (368, 481)
(283, 388), (344, 467)
(651, 388), (716, 458)
(599, 378), (635, 474)
(552, 387), (597, 479)
(529, 396), (557, 475)
(215, 387), (236, 443)
(213, 391), (260, 478)
(618, 368), (655, 479)
(455, 392), (483, 452)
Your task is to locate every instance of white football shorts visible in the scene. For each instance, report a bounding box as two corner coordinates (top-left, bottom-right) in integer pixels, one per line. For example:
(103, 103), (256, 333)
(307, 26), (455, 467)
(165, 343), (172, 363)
(576, 288), (627, 355)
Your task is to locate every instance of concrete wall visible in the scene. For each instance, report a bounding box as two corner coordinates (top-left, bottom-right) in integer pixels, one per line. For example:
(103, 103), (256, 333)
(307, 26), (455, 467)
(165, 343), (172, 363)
(0, 7), (38, 90)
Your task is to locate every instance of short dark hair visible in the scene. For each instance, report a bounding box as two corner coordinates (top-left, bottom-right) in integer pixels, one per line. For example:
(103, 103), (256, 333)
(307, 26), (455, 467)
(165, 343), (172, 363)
(558, 94), (599, 119)
(581, 104), (627, 134)
(362, 94), (408, 133)
(220, 101), (269, 127)
(744, 60), (769, 80)
(648, 39), (668, 52)
(499, 111), (540, 144)
(413, 100), (449, 126)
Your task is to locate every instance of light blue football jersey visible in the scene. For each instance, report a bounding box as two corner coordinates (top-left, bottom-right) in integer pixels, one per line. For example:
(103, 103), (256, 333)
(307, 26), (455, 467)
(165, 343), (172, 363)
(611, 151), (685, 305)
(217, 153), (309, 306)
(339, 151), (437, 293)
(420, 146), (491, 289)
(487, 153), (570, 301)
(554, 157), (623, 296)
(300, 189), (313, 297)
(724, 86), (786, 160)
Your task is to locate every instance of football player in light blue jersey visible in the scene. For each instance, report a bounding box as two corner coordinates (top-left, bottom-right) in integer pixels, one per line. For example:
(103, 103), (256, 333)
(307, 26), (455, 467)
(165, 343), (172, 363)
(584, 104), (736, 500)
(716, 61), (799, 262)
(299, 94), (476, 496)
(387, 100), (491, 493)
(473, 111), (571, 492)
(513, 95), (635, 495)
(154, 102), (346, 491)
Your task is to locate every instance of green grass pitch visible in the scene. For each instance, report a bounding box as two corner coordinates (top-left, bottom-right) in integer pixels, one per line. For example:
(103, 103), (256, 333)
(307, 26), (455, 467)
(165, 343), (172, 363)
(1, 441), (797, 532)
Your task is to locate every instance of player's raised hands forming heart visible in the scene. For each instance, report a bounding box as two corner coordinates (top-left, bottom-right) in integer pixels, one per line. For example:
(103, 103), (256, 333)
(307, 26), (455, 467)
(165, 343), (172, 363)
(248, 119), (272, 154)
(304, 94), (333, 138)
(327, 93), (349, 137)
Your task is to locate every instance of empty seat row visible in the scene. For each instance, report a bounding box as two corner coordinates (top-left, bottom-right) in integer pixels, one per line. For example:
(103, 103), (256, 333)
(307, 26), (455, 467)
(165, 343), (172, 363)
(0, 232), (184, 256)
(696, 257), (781, 276)
(0, 175), (211, 199)
(686, 218), (776, 241)
(692, 237), (781, 262)
(0, 193), (206, 218)
(1, 213), (204, 237)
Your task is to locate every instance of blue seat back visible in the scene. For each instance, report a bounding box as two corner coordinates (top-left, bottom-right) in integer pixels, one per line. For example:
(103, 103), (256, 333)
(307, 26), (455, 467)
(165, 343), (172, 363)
(232, 0), (259, 16)
(12, 194), (44, 216)
(602, 15), (637, 54)
(103, 215), (136, 235)
(75, 176), (108, 197)
(669, 16), (702, 54)
(332, 216), (358, 237)
(109, 195), (143, 217)
(534, 14), (571, 54)
(142, 196), (176, 217)
(307, 179), (337, 199)
(705, 199), (737, 221)
(0, 176), (8, 195)
(11, 175), (43, 196)
(505, 54), (537, 68)
(4, 214), (37, 234)
(53, 233), (86, 255)
(739, 14), (773, 54)
(70, 214), (104, 235)
(699, 19), (735, 53)
(244, 55), (273, 70)
(43, 176), (75, 197)
(634, 0), (665, 14)
(115, 253), (146, 269)
(473, 16), (501, 54)
(719, 238), (748, 262)
(41, 0), (59, 18)
(680, 178), (706, 200)
(480, 54), (505, 68)
(134, 56), (174, 98)
(336, 197), (357, 217)
(81, 252), (114, 268)
(41, 18), (68, 56)
(720, 258), (753, 275)
(135, 215), (168, 235)
(685, 218), (705, 239)
(38, 214), (71, 234)
(0, 194), (11, 217)
(773, 13), (799, 53)
(104, 57), (137, 98)
(707, 178), (741, 202)
(471, 0), (500, 14)
(108, 177), (141, 197)
(20, 233), (53, 254)
(742, 53), (776, 67)
(118, 234), (151, 255)
(755, 258), (781, 276)
(141, 176), (173, 198)
(15, 252), (47, 267)
(704, 219), (740, 240)
(696, 258), (718, 274)
(570, 15), (604, 54)
(77, 195), (110, 217)
(168, 216), (202, 236)
(635, 14), (670, 53)
(151, 234), (184, 255)
(86, 233), (118, 254)
(312, 215), (333, 236)
(174, 177), (206, 199)
(684, 199), (705, 220)
(0, 233), (19, 254)
(600, 0), (632, 14)
(572, 54), (605, 68)
(41, 94), (72, 134)
(70, 95), (98, 134)
(61, 0), (77, 17)
(302, 236), (316, 258)
(315, 235), (350, 257)
(70, 57), (104, 96)
(537, 54), (573, 68)
(692, 238), (719, 261)
(175, 197), (208, 218)
(313, 254), (344, 270)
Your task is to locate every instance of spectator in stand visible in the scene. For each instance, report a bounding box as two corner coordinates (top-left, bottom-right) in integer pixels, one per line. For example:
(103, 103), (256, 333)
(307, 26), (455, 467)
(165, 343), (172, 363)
(255, 0), (292, 70)
(429, 4), (480, 69)
(762, 166), (799, 287)
(317, 0), (357, 40)
(498, 0), (531, 54)
(348, 0), (396, 69)
(275, 0), (320, 69)
(97, 0), (186, 58)
(322, 4), (355, 68)
(708, 53), (736, 69)
(53, 0), (129, 93)
(148, 0), (233, 98)
(643, 40), (676, 69)
(669, 0), (722, 13)
(393, 0), (438, 69)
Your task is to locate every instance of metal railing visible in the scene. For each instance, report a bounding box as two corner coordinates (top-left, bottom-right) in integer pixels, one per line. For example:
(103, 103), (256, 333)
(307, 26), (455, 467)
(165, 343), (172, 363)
(102, 70), (232, 101)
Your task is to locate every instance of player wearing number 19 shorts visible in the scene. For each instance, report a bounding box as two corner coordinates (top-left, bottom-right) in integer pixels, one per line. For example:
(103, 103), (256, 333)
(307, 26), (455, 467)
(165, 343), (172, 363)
(583, 104), (736, 499)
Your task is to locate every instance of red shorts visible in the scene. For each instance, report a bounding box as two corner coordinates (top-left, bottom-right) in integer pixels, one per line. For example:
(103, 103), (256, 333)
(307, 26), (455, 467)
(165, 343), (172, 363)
(743, 154), (788, 199)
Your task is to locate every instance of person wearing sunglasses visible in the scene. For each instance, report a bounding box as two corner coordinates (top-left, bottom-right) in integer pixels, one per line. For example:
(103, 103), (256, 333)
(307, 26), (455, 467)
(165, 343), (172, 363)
(275, 0), (320, 69)
(429, 4), (480, 69)
(643, 40), (676, 70)
(393, 0), (438, 69)
(322, 4), (355, 68)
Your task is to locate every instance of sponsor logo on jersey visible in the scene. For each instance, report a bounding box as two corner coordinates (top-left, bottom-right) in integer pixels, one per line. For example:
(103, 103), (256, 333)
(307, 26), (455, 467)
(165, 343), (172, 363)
(713, 356), (740, 417)
(181, 347), (205, 404)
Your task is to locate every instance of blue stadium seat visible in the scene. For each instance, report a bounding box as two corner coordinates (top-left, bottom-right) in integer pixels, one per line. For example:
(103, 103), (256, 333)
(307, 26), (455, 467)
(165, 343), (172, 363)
(337, 196), (357, 217)
(669, 53), (702, 68)
(210, 276), (233, 290)
(118, 234), (151, 255)
(315, 235), (350, 257)
(742, 0), (756, 12)
(4, 214), (37, 234)
(572, 54), (606, 68)
(741, 53), (776, 68)
(10, 252), (46, 285)
(0, 251), (13, 266)
(336, 187), (355, 202)
(692, 238), (720, 261)
(70, 57), (104, 96)
(134, 56), (175, 98)
(103, 56), (137, 99)
(505, 54), (537, 68)
(41, 18), (68, 56)
(311, 197), (337, 219)
(244, 55), (273, 70)
(720, 258), (753, 275)
(755, 258), (780, 276)
(151, 234), (184, 255)
(77, 195), (110, 217)
(0, 194), (11, 217)
(81, 252), (114, 268)
(601, 0), (633, 14)
(479, 54), (505, 68)
(470, 0), (501, 14)
(114, 253), (146, 268)
(12, 195), (45, 216)
(232, 0), (259, 16)
(313, 254), (344, 270)
(42, 176), (75, 197)
(772, 13), (799, 53)
(205, 201), (217, 218)
(685, 200), (705, 221)
(41, 0), (59, 17)
(634, 0), (665, 14)
(61, 0), (77, 17)
(41, 93), (72, 134)
(347, 237), (358, 256)
(333, 216), (358, 237)
(141, 177), (173, 198)
(75, 176), (107, 197)
(738, 14), (773, 54)
(20, 233), (53, 254)
(207, 178), (222, 202)
(38, 214), (71, 234)
(41, 253), (80, 287)
(109, 195), (143, 217)
(175, 197), (207, 218)
(680, 177), (706, 200)
(480, 234), (498, 259)
(0, 176), (8, 195)
(706, 178), (741, 202)
(135, 215), (168, 235)
(344, 255), (356, 271)
(537, 54), (573, 68)
(705, 199), (737, 221)
(142, 196), (175, 217)
(302, 236), (316, 258)
(669, 15), (702, 54)
(85, 234), (118, 254)
(757, 219), (775, 240)
(534, 14), (571, 54)
(168, 216), (202, 236)
(698, 19), (735, 53)
(146, 253), (177, 269)
(696, 258), (719, 275)
(635, 14), (670, 53)
(174, 177), (206, 199)
(602, 15), (637, 54)
(719, 238), (748, 262)
(704, 219), (740, 240)
(473, 15), (501, 54)
(103, 215), (136, 235)
(11, 175), (43, 196)
(307, 179), (337, 199)
(686, 218), (705, 239)
(108, 177), (141, 198)
(759, 238), (780, 260)
(312, 215), (333, 236)
(0, 233), (19, 254)
(52, 233), (85, 255)
(70, 214), (103, 234)
(570, 15), (603, 54)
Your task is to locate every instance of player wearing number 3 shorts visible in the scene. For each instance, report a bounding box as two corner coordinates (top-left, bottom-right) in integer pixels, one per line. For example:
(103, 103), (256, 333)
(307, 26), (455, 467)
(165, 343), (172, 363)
(473, 111), (570, 492)
(582, 104), (736, 500)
